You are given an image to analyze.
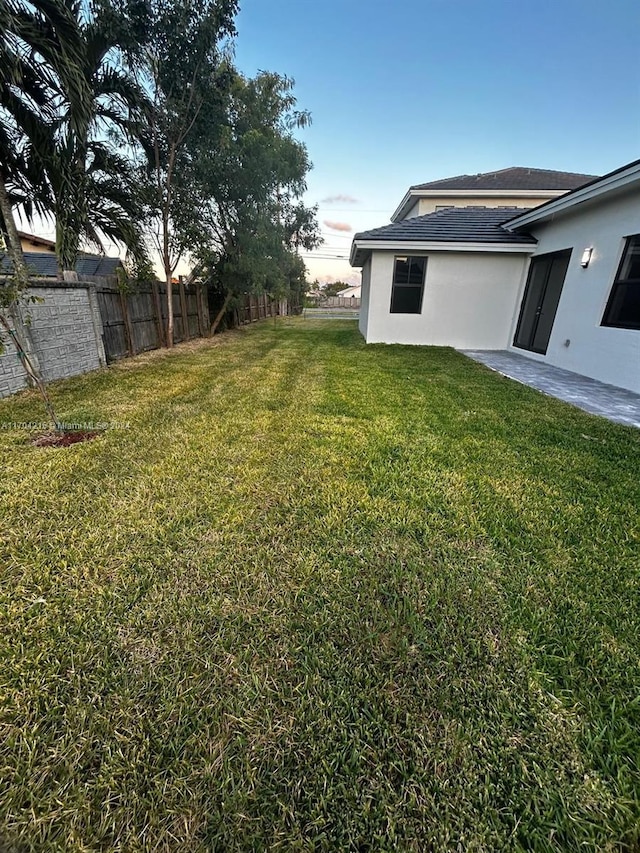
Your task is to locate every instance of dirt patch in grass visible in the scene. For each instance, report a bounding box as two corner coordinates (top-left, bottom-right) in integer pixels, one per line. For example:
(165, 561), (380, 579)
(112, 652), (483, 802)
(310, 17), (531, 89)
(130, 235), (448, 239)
(30, 430), (101, 448)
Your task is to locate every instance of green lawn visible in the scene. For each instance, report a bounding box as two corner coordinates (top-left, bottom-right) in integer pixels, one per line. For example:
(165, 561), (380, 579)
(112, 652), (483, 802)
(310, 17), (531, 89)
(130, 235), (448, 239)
(1, 319), (639, 851)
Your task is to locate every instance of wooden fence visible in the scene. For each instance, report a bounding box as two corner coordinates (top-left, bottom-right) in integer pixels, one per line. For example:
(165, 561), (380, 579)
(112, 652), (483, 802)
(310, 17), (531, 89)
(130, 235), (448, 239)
(94, 280), (298, 364)
(96, 279), (209, 362)
(308, 296), (361, 309)
(232, 292), (288, 326)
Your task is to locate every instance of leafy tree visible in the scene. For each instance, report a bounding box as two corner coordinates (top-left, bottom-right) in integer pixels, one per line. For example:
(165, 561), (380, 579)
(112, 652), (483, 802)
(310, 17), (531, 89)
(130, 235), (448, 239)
(322, 281), (350, 297)
(184, 71), (320, 331)
(125, 0), (237, 346)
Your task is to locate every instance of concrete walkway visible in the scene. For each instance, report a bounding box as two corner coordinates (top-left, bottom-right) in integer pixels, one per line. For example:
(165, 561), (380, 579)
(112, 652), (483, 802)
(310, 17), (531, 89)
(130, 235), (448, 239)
(461, 350), (640, 428)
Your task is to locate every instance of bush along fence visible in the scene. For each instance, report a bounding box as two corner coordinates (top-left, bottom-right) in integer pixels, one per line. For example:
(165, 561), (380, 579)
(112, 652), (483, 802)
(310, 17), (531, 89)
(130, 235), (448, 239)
(0, 277), (296, 398)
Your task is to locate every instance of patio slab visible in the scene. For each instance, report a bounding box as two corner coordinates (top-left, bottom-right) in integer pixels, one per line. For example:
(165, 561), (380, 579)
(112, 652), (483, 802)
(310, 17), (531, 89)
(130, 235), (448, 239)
(460, 350), (640, 428)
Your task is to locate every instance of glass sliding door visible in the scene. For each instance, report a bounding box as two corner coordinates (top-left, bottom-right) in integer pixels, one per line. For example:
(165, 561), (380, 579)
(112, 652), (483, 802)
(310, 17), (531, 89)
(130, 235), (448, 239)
(514, 250), (571, 354)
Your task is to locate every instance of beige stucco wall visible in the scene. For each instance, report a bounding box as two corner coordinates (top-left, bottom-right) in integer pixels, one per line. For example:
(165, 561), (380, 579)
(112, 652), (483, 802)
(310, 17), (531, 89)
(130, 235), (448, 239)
(416, 195), (556, 216)
(20, 237), (56, 254)
(361, 250), (530, 349)
(509, 189), (640, 393)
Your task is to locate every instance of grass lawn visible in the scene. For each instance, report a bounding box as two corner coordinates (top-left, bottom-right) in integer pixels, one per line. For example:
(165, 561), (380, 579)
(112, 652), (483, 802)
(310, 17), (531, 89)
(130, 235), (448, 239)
(1, 319), (639, 851)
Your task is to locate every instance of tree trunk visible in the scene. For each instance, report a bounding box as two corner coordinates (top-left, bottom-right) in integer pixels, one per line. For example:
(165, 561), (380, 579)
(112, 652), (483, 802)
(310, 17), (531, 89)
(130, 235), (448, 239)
(166, 272), (174, 347)
(0, 315), (59, 428)
(210, 290), (232, 337)
(0, 171), (59, 430)
(0, 170), (29, 288)
(55, 149), (87, 278)
(56, 213), (81, 278)
(162, 211), (174, 347)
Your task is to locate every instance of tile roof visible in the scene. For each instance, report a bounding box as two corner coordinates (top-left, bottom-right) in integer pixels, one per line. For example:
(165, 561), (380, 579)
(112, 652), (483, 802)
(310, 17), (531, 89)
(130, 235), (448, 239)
(411, 167), (598, 192)
(503, 157), (640, 230)
(353, 206), (537, 245)
(1, 251), (122, 277)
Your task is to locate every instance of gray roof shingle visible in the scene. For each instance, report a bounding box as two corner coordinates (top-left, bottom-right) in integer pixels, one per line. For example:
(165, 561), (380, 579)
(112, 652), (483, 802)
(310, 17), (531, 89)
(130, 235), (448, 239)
(411, 167), (598, 192)
(353, 207), (537, 245)
(0, 251), (122, 277)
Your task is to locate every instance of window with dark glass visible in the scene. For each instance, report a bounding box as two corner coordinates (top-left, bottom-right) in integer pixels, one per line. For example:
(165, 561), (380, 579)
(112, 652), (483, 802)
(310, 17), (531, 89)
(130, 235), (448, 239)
(602, 235), (640, 330)
(390, 256), (426, 314)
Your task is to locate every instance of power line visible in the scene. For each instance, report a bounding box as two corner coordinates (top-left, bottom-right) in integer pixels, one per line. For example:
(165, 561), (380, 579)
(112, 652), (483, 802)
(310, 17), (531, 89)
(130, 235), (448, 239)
(317, 208), (389, 213)
(300, 255), (350, 261)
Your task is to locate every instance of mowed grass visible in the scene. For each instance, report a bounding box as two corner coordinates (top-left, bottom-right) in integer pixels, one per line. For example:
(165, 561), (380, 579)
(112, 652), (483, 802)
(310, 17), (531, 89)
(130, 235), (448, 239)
(0, 319), (639, 852)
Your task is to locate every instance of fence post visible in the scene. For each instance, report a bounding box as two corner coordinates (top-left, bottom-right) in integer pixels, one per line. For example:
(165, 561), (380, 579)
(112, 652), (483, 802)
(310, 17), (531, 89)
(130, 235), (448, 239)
(195, 282), (204, 337)
(119, 289), (135, 356)
(178, 279), (190, 341)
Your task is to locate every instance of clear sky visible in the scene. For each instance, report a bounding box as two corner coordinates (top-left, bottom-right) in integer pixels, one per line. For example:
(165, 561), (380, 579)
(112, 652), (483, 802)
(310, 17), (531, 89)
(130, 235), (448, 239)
(233, 0), (640, 284)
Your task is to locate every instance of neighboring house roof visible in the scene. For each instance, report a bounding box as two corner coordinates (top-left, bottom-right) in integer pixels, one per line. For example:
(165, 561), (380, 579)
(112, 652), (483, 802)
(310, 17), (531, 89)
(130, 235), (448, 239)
(391, 166), (599, 222)
(17, 230), (56, 251)
(411, 167), (598, 192)
(0, 251), (122, 277)
(337, 285), (361, 297)
(503, 158), (640, 231)
(351, 207), (536, 265)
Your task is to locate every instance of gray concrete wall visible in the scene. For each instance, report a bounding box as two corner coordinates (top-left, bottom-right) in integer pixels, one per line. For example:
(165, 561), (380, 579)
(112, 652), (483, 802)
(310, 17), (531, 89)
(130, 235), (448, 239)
(0, 282), (106, 398)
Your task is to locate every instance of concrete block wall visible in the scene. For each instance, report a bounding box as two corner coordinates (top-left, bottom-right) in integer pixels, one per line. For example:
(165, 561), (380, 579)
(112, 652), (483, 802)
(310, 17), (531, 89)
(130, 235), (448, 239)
(0, 334), (27, 397)
(0, 283), (106, 398)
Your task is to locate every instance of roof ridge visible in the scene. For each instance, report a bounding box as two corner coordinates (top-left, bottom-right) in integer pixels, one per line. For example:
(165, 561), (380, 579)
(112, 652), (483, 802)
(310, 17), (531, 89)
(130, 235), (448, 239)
(410, 166), (599, 191)
(504, 165), (602, 177)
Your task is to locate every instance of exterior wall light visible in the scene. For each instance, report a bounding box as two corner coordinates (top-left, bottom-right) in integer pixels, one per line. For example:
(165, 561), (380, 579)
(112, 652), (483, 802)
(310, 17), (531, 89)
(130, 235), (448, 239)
(580, 247), (593, 268)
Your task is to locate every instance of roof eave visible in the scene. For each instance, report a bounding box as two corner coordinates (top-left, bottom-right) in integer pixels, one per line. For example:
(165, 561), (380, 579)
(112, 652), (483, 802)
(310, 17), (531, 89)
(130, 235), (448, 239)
(504, 160), (640, 231)
(350, 239), (536, 267)
(390, 190), (417, 222)
(408, 188), (567, 198)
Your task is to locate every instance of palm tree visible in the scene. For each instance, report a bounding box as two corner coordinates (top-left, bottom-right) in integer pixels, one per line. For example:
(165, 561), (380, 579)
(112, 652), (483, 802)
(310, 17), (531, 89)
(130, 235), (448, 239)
(0, 0), (148, 421)
(48, 3), (151, 274)
(1, 0), (150, 277)
(0, 0), (74, 424)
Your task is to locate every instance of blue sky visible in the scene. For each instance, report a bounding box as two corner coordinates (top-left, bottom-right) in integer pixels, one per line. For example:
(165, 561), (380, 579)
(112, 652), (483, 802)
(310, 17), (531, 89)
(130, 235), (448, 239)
(234, 0), (640, 283)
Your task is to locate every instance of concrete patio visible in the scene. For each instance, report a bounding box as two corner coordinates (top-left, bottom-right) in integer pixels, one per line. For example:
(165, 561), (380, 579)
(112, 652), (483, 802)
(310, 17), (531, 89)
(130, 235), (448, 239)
(461, 350), (640, 428)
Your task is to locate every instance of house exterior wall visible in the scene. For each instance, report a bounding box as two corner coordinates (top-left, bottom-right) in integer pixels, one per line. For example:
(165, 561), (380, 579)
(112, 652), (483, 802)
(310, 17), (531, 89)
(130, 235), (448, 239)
(361, 250), (529, 348)
(359, 257), (371, 337)
(416, 195), (555, 216)
(509, 190), (640, 393)
(19, 236), (56, 254)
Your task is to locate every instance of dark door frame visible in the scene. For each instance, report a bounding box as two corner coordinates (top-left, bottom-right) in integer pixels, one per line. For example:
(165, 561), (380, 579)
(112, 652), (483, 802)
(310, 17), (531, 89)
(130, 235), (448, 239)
(513, 249), (572, 355)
